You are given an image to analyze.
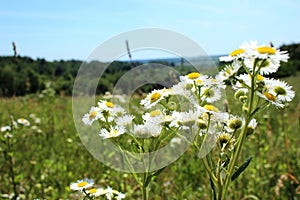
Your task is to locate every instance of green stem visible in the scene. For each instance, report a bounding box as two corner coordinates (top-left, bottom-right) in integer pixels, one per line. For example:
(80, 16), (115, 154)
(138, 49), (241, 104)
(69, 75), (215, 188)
(142, 185), (149, 200)
(221, 62), (257, 199)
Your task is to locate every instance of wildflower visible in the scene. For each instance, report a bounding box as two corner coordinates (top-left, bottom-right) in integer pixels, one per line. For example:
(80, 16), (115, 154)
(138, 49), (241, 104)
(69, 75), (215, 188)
(202, 104), (219, 113)
(82, 106), (101, 125)
(227, 116), (243, 131)
(87, 188), (105, 197)
(217, 62), (241, 81)
(141, 88), (173, 109)
(200, 86), (222, 103)
(244, 57), (281, 75)
(99, 126), (125, 139)
(70, 179), (94, 191)
(247, 118), (257, 135)
(133, 123), (162, 138)
(105, 186), (114, 200)
(116, 115), (134, 128)
(116, 192), (126, 200)
(180, 73), (209, 87)
(254, 45), (289, 62)
(257, 91), (284, 108)
(265, 79), (295, 102)
(98, 100), (115, 110)
(218, 132), (235, 151)
(170, 110), (200, 129)
(17, 118), (30, 126)
(1, 126), (11, 132)
(219, 48), (246, 62)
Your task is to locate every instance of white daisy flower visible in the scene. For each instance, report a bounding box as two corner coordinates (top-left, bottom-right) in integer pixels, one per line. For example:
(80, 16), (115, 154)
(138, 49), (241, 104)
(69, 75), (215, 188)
(17, 118), (30, 126)
(248, 118), (257, 129)
(1, 126), (11, 132)
(82, 106), (101, 125)
(97, 100), (115, 111)
(200, 86), (222, 103)
(247, 118), (258, 135)
(265, 79), (295, 102)
(105, 186), (114, 200)
(141, 88), (173, 109)
(142, 110), (162, 123)
(133, 123), (162, 138)
(87, 188), (106, 197)
(116, 115), (134, 127)
(219, 48), (247, 62)
(256, 91), (284, 108)
(116, 192), (126, 200)
(217, 62), (241, 82)
(70, 179), (94, 191)
(198, 104), (219, 115)
(99, 126), (125, 139)
(233, 74), (252, 92)
(244, 57), (281, 75)
(170, 110), (201, 129)
(255, 45), (289, 62)
(34, 118), (41, 124)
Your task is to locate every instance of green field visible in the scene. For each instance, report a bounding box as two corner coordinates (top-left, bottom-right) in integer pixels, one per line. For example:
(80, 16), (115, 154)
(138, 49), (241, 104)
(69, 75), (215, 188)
(0, 74), (299, 200)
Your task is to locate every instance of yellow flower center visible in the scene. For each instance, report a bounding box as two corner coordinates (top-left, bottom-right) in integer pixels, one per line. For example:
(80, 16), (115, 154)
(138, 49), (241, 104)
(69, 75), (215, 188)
(264, 92), (276, 102)
(112, 129), (118, 135)
(150, 110), (161, 117)
(187, 72), (200, 79)
(89, 188), (97, 194)
(89, 111), (98, 119)
(257, 75), (264, 81)
(105, 101), (114, 108)
(229, 49), (245, 57)
(225, 68), (231, 74)
(196, 79), (203, 84)
(77, 182), (87, 187)
(150, 93), (161, 103)
(204, 105), (218, 112)
(257, 46), (276, 55)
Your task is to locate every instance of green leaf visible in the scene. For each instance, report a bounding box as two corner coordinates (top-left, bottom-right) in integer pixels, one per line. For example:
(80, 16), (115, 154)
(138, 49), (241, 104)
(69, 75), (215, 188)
(231, 157), (252, 181)
(144, 167), (166, 187)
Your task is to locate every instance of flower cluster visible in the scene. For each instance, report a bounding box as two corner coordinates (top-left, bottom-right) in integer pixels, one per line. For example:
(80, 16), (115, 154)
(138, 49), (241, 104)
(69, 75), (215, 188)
(81, 41), (295, 199)
(219, 41), (295, 108)
(70, 179), (125, 200)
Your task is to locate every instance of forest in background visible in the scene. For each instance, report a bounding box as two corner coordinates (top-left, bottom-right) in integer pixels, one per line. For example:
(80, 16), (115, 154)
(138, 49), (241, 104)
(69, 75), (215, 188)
(0, 43), (299, 97)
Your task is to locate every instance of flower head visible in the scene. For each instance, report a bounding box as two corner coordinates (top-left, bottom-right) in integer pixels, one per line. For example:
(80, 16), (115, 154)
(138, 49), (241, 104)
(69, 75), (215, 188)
(70, 179), (94, 191)
(87, 188), (106, 197)
(82, 106), (101, 125)
(17, 118), (30, 126)
(99, 126), (125, 139)
(141, 88), (173, 109)
(1, 126), (11, 132)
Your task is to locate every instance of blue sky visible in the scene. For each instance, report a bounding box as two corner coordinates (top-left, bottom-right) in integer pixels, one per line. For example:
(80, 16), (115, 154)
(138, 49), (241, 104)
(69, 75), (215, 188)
(1, 0), (299, 61)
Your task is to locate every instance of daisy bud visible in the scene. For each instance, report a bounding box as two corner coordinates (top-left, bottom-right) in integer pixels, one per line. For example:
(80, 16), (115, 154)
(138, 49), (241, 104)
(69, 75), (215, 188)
(242, 104), (249, 113)
(234, 90), (245, 100)
(167, 101), (177, 111)
(239, 95), (248, 103)
(197, 119), (207, 129)
(228, 118), (243, 130)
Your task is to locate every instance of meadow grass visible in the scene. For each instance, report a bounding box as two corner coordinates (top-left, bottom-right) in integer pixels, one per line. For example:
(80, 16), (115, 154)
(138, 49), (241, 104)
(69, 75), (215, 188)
(0, 74), (299, 199)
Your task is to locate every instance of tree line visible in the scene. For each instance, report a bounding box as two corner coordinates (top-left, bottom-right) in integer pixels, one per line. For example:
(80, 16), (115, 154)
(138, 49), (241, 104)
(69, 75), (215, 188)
(0, 43), (299, 97)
